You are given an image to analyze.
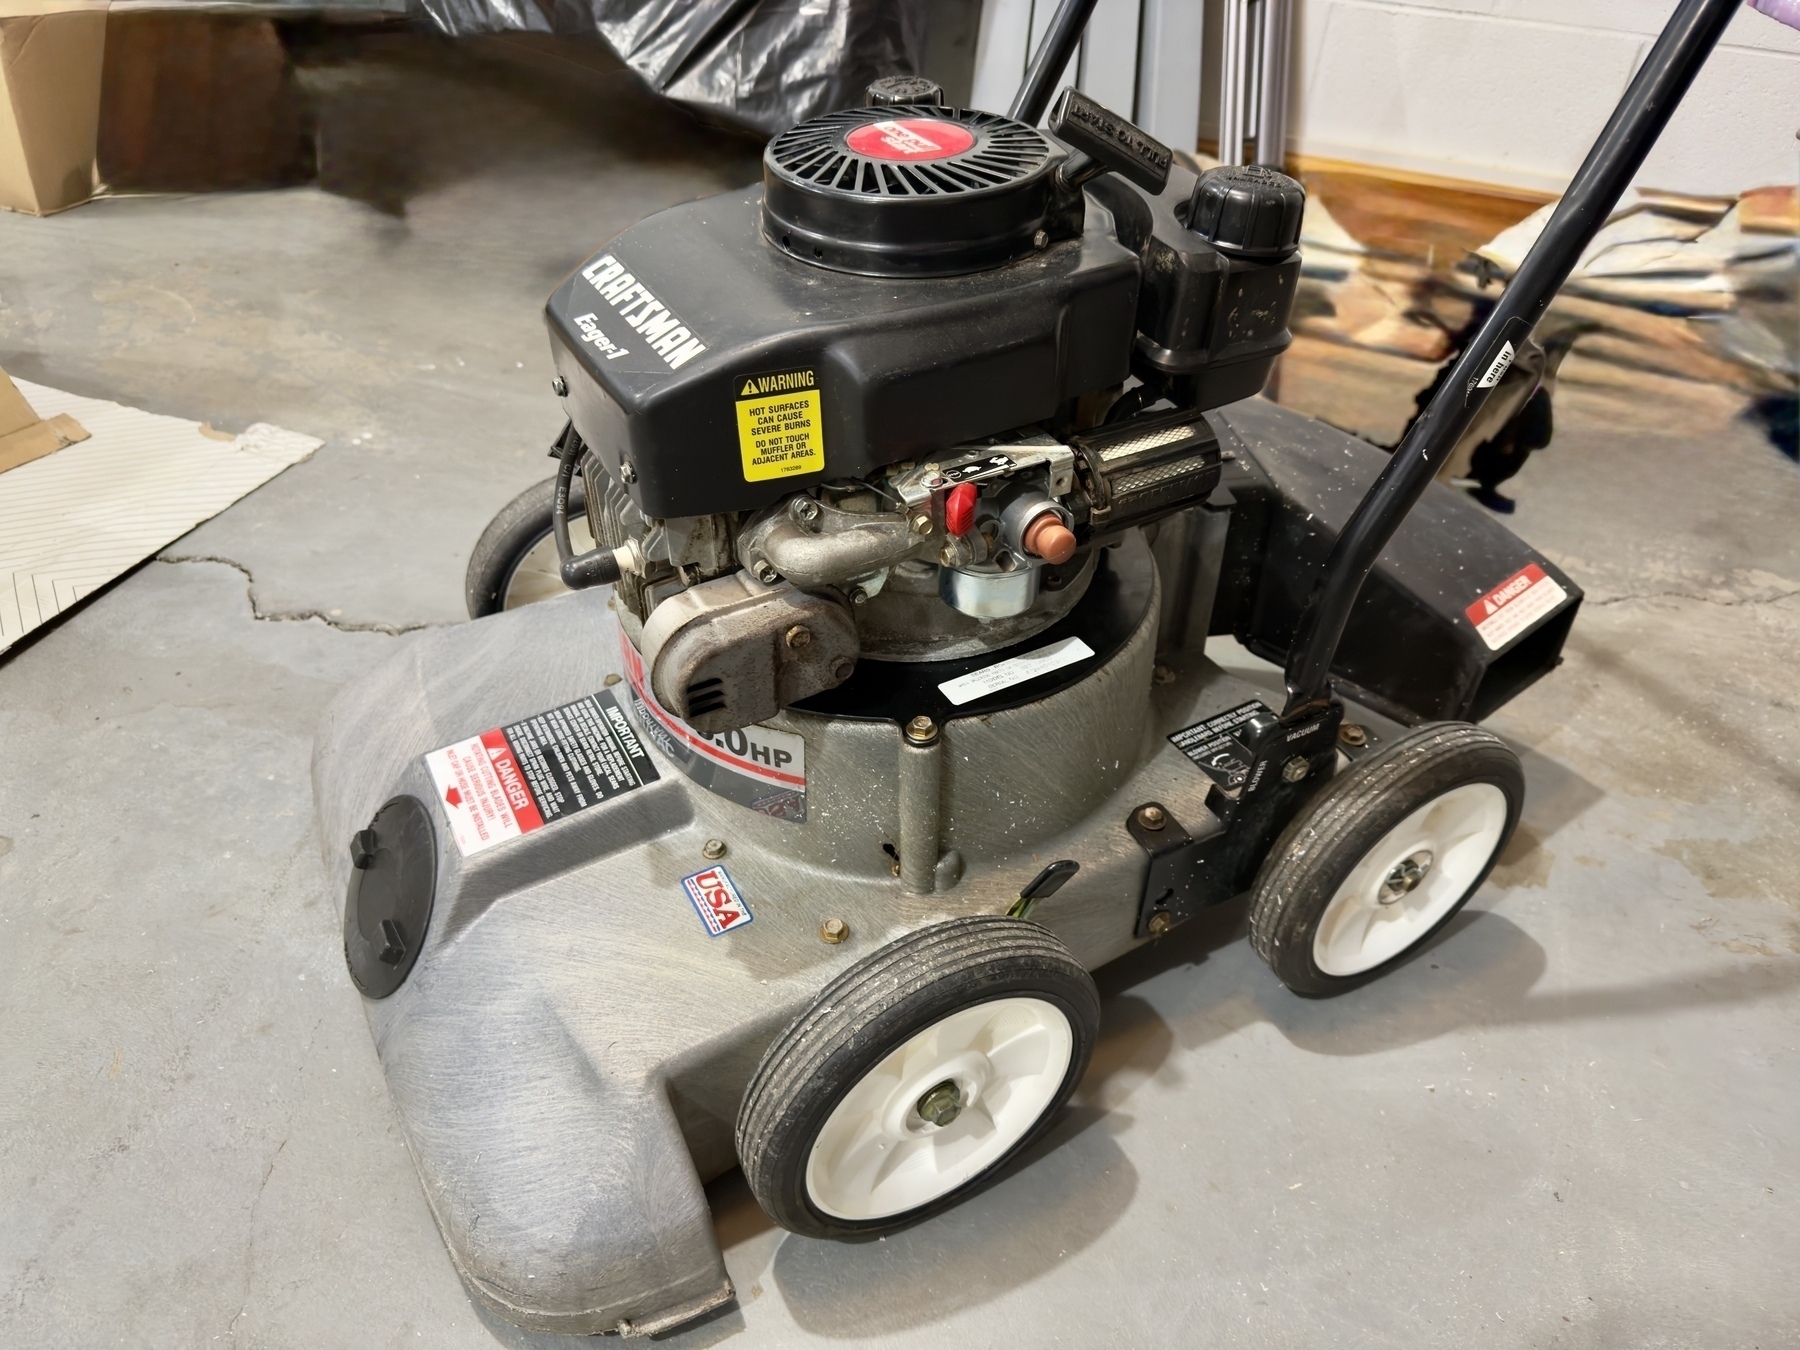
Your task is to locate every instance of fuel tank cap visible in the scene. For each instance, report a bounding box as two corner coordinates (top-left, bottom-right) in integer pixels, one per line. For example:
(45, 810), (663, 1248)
(762, 106), (1060, 278)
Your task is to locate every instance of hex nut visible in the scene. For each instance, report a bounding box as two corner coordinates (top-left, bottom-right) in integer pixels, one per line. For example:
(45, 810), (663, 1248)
(1338, 723), (1369, 748)
(619, 460), (638, 484)
(1282, 756), (1310, 783)
(1033, 229), (1049, 248)
(820, 917), (849, 944)
(1136, 804), (1167, 831)
(702, 838), (727, 860)
(551, 375), (569, 397)
(1147, 911), (1173, 938)
(784, 625), (812, 650)
(910, 513), (934, 536)
(904, 714), (938, 745)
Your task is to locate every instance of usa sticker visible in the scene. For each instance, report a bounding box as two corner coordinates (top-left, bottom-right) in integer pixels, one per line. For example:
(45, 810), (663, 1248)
(1465, 562), (1569, 651)
(683, 866), (753, 936)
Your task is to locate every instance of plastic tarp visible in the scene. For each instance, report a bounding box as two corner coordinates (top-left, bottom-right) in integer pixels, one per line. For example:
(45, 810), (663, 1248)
(414, 0), (928, 137)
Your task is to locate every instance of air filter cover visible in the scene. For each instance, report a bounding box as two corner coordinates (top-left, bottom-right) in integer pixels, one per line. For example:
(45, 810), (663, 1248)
(762, 106), (1060, 277)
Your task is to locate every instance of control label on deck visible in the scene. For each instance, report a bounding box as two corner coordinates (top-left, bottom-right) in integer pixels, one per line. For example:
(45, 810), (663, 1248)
(736, 368), (824, 482)
(682, 865), (754, 936)
(1169, 699), (1274, 793)
(620, 630), (808, 822)
(1465, 562), (1568, 651)
(423, 690), (659, 857)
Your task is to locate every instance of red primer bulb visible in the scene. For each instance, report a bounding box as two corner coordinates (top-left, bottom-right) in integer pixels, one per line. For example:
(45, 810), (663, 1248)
(944, 482), (977, 536)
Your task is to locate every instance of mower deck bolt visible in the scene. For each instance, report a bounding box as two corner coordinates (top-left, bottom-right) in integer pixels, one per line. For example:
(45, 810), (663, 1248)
(820, 917), (849, 944)
(831, 658), (856, 681)
(702, 838), (727, 860)
(1147, 911), (1173, 938)
(1152, 663), (1175, 685)
(1032, 229), (1049, 248)
(550, 375), (569, 397)
(784, 624), (812, 650)
(1338, 723), (1369, 748)
(1282, 756), (1310, 783)
(916, 1079), (962, 1127)
(619, 461), (638, 484)
(904, 714), (938, 745)
(603, 673), (621, 687)
(1136, 804), (1166, 830)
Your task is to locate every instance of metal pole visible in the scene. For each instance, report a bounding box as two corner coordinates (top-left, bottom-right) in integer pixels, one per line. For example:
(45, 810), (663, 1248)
(1218, 0), (1249, 165)
(1279, 0), (1741, 716)
(1253, 0), (1290, 167)
(1011, 0), (1104, 126)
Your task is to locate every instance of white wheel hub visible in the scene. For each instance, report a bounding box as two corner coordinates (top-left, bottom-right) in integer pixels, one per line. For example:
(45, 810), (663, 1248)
(805, 996), (1073, 1221)
(1312, 781), (1508, 977)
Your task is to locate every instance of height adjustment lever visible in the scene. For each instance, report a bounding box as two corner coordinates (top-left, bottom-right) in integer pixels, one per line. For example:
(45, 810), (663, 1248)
(1047, 87), (1172, 194)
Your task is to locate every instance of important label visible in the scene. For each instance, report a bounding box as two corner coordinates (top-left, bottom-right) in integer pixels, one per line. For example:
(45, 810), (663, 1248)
(682, 865), (754, 936)
(736, 368), (824, 482)
(937, 636), (1095, 706)
(1169, 700), (1273, 793)
(1465, 562), (1568, 651)
(620, 631), (808, 822)
(423, 690), (658, 857)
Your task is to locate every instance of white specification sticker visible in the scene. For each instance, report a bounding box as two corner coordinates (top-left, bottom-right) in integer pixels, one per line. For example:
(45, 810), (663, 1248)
(937, 636), (1096, 706)
(1465, 563), (1569, 651)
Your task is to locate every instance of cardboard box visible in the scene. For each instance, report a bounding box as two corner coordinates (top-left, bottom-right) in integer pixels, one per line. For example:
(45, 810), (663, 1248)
(0, 363), (89, 474)
(0, 0), (107, 215)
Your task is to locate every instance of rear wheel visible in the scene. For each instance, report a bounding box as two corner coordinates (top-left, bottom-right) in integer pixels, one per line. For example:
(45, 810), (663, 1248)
(1249, 722), (1523, 996)
(464, 476), (592, 618)
(736, 916), (1099, 1239)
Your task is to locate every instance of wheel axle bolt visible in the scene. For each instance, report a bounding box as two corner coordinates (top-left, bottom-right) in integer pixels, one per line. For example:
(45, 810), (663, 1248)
(820, 917), (849, 944)
(1282, 756), (1310, 783)
(904, 714), (938, 745)
(784, 624), (812, 650)
(1137, 804), (1166, 830)
(1338, 723), (1368, 748)
(701, 838), (727, 860)
(917, 1079), (962, 1127)
(1147, 911), (1173, 938)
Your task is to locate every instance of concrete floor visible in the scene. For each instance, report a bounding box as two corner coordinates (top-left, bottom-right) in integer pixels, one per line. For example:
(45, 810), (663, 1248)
(3, 35), (1798, 1350)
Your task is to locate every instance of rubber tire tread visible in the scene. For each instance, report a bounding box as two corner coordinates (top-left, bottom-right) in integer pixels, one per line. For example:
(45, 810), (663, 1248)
(1248, 721), (1523, 998)
(463, 476), (585, 619)
(736, 916), (1100, 1240)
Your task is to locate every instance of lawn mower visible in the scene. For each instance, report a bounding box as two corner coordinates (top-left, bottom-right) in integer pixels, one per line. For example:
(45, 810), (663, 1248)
(314, 0), (1740, 1334)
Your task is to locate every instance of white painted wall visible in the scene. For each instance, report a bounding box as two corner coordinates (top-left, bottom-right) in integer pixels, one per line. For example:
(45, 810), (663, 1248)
(971, 0), (1800, 197)
(1291, 1), (1800, 195)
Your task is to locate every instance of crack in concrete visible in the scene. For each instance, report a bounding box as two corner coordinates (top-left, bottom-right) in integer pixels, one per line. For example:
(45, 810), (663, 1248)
(159, 554), (445, 636)
(1586, 586), (1800, 610)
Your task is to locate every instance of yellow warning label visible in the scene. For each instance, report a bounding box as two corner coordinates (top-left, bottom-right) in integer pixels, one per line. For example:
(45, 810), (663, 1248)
(735, 369), (824, 482)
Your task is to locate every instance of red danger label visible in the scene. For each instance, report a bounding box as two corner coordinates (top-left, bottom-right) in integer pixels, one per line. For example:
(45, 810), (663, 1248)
(846, 118), (975, 162)
(1465, 562), (1569, 652)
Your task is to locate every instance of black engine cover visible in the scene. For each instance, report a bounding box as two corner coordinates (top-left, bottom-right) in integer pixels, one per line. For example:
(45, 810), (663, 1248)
(546, 187), (1139, 520)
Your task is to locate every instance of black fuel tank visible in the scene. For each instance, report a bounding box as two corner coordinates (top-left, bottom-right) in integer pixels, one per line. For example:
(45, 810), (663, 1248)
(546, 187), (1139, 520)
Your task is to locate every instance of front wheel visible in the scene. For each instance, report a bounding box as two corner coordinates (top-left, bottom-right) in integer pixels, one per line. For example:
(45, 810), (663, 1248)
(1249, 722), (1523, 997)
(736, 917), (1099, 1239)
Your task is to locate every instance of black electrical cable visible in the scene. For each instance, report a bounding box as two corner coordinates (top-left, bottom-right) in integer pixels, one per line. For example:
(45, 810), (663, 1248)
(1008, 0), (1102, 126)
(553, 430), (622, 589)
(1278, 0), (1741, 717)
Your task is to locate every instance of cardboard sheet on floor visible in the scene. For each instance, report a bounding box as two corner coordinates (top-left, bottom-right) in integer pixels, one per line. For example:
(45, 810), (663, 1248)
(0, 377), (320, 653)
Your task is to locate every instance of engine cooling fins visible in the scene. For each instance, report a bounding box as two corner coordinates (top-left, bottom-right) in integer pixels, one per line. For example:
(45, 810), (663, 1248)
(761, 105), (1064, 277)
